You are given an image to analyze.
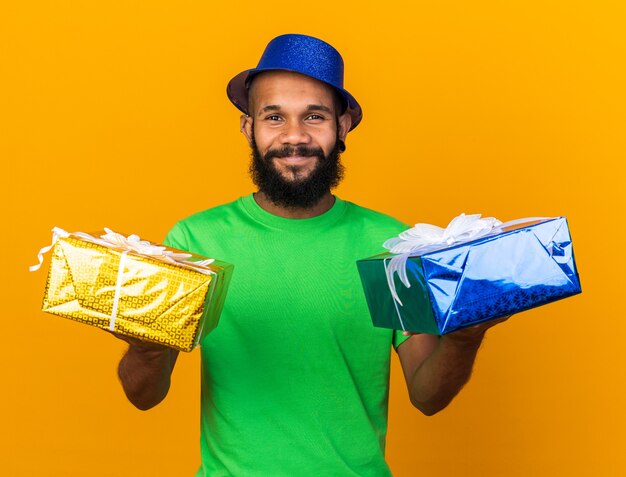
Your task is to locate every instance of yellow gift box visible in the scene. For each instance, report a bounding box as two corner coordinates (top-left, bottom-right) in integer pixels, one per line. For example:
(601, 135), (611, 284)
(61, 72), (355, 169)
(31, 228), (233, 352)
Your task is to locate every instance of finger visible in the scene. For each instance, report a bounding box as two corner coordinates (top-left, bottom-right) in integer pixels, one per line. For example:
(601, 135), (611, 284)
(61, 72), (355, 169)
(486, 315), (512, 327)
(104, 329), (131, 343)
(103, 329), (163, 350)
(468, 315), (512, 332)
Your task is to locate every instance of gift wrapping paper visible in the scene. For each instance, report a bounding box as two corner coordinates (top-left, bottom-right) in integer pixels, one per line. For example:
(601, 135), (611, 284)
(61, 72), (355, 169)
(40, 232), (233, 352)
(357, 217), (581, 334)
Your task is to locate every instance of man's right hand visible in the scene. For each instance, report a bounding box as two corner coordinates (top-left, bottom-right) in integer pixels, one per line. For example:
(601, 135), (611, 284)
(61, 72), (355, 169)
(108, 331), (172, 353)
(110, 330), (179, 410)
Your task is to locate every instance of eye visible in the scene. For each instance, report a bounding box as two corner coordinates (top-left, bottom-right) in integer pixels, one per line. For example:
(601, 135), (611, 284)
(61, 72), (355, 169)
(306, 114), (325, 121)
(265, 114), (283, 121)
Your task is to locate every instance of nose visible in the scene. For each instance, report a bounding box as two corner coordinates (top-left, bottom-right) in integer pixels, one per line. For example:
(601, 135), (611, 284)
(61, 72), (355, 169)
(279, 121), (311, 146)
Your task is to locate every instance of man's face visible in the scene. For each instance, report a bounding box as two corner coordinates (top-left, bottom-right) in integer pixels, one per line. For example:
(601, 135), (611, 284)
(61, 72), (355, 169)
(241, 71), (351, 208)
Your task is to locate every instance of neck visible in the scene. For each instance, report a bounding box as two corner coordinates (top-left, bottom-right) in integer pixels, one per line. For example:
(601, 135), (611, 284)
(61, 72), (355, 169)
(253, 191), (335, 219)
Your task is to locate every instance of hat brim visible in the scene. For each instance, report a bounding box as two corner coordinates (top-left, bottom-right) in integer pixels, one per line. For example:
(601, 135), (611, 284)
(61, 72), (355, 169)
(226, 67), (362, 131)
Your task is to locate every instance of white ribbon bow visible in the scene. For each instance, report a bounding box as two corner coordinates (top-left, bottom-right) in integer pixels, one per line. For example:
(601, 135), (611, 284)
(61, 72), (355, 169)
(30, 227), (216, 332)
(29, 227), (215, 273)
(384, 213), (502, 255)
(382, 214), (548, 310)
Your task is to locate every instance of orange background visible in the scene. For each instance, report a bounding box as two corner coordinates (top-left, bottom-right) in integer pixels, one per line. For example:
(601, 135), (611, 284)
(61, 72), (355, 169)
(2, 1), (625, 476)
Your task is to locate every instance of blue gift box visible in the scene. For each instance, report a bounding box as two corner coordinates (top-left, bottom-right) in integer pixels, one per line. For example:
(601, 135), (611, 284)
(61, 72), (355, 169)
(356, 217), (582, 334)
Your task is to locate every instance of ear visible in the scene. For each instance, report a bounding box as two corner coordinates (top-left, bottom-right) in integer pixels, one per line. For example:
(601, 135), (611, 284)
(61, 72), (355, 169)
(337, 112), (352, 142)
(240, 114), (253, 146)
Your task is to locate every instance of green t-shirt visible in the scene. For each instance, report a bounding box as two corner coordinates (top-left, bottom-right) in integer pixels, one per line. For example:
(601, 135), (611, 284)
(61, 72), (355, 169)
(164, 194), (410, 477)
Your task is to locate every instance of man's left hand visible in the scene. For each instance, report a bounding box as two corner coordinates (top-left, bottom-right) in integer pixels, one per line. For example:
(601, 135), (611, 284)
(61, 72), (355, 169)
(397, 314), (513, 415)
(402, 315), (513, 347)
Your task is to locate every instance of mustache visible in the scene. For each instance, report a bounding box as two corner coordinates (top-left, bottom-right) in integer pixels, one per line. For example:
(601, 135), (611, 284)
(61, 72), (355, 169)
(265, 145), (324, 160)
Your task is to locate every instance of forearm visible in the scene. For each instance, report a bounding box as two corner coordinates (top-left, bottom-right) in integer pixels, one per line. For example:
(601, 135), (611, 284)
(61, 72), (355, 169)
(118, 345), (175, 410)
(408, 335), (483, 416)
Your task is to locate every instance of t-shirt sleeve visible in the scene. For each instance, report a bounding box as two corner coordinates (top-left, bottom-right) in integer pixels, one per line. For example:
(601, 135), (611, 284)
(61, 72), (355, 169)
(392, 329), (411, 350)
(162, 222), (188, 250)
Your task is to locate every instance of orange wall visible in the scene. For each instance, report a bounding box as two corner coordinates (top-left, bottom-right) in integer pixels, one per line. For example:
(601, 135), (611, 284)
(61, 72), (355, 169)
(2, 1), (624, 476)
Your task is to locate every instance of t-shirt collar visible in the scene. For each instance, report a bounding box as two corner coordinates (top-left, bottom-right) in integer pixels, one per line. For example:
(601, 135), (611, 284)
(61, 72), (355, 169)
(240, 193), (347, 231)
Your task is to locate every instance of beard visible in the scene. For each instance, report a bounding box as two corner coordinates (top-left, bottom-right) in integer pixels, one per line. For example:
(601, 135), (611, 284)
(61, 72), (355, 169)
(249, 131), (345, 209)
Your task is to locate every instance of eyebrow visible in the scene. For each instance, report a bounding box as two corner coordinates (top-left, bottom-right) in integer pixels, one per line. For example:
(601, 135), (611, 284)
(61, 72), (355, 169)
(258, 104), (334, 114)
(306, 104), (333, 114)
(260, 105), (281, 113)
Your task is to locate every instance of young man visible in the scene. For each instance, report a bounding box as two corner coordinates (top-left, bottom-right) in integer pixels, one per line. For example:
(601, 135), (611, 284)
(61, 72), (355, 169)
(116, 34), (505, 476)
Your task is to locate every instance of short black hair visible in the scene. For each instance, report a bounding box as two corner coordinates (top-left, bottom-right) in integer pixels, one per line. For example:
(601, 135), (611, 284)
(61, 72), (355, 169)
(332, 89), (348, 116)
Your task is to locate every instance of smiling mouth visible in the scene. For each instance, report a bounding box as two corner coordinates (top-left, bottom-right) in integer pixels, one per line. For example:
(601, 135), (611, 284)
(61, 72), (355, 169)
(274, 155), (316, 165)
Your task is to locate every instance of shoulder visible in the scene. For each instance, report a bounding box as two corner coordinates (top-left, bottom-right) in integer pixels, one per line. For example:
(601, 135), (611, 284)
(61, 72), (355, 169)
(179, 197), (243, 227)
(341, 199), (409, 235)
(163, 196), (247, 249)
(337, 199), (410, 255)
